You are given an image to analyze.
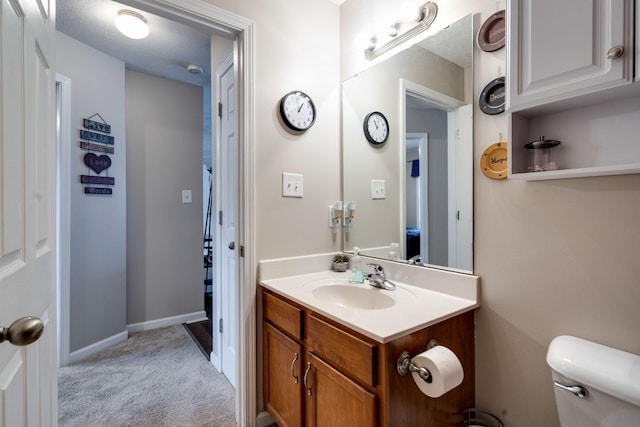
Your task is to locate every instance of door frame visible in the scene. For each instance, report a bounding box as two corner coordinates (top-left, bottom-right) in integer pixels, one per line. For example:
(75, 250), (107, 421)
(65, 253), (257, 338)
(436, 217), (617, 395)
(56, 74), (72, 368)
(101, 0), (256, 423)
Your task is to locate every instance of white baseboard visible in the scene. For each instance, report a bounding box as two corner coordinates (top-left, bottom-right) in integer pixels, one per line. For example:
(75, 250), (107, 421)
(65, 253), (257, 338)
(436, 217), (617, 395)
(127, 311), (207, 334)
(68, 330), (128, 365)
(66, 311), (208, 365)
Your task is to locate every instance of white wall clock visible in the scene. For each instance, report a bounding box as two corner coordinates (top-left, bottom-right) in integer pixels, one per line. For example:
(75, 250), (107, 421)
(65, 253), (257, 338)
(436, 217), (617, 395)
(279, 90), (316, 131)
(363, 111), (389, 144)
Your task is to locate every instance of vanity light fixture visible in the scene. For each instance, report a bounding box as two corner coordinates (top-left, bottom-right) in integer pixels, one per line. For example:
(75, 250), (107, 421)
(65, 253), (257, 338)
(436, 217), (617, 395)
(114, 9), (150, 40)
(364, 1), (438, 60)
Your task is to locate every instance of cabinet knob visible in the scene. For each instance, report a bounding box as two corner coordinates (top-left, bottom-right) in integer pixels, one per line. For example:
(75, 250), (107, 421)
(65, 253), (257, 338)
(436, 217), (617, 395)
(607, 45), (624, 59)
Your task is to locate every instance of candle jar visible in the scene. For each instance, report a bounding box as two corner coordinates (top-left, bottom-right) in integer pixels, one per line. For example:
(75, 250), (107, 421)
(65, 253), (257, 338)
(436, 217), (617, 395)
(525, 136), (561, 172)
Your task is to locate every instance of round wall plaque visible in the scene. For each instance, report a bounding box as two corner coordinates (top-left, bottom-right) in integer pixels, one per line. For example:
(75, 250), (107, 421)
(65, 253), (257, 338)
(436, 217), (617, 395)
(479, 77), (505, 115)
(477, 10), (505, 52)
(480, 141), (508, 180)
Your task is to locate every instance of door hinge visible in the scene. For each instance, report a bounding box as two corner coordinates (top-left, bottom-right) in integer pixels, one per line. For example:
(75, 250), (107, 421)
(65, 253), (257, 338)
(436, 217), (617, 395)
(218, 210), (223, 226)
(218, 102), (223, 118)
(239, 245), (245, 258)
(219, 318), (223, 333)
(456, 210), (460, 220)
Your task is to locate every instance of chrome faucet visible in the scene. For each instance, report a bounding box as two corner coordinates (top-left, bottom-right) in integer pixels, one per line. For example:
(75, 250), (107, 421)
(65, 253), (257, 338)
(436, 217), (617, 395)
(366, 263), (396, 290)
(407, 255), (422, 265)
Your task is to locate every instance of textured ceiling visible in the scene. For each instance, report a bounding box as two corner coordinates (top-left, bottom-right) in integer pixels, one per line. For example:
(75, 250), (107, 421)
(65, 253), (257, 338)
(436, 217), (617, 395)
(56, 0), (217, 87)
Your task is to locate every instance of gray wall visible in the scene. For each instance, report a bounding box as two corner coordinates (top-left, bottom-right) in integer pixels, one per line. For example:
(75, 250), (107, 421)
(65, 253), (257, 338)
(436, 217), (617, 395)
(125, 70), (204, 325)
(56, 32), (128, 352)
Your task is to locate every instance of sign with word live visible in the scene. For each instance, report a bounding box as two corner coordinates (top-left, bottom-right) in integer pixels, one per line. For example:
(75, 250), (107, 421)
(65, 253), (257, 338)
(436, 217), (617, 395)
(83, 118), (111, 134)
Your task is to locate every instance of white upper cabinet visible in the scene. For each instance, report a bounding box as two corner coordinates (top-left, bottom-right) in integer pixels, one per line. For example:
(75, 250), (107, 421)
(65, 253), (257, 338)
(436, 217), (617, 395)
(506, 0), (640, 180)
(507, 0), (634, 112)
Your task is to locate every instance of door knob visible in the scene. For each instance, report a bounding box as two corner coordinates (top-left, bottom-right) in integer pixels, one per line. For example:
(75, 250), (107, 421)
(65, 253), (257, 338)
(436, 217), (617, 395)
(0, 316), (44, 346)
(228, 241), (235, 250)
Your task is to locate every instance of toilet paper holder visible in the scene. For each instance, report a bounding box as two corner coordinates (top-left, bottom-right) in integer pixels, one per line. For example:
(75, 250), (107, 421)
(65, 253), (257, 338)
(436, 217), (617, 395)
(396, 339), (439, 383)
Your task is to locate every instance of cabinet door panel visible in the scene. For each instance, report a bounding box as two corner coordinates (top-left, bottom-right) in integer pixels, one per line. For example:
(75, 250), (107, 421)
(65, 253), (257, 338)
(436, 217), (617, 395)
(507, 0), (633, 110)
(264, 323), (303, 427)
(305, 353), (376, 427)
(306, 314), (376, 388)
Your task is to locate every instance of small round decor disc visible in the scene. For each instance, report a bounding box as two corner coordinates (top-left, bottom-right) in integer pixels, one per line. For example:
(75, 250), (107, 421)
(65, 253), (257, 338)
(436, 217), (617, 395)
(479, 77), (505, 115)
(480, 141), (508, 180)
(477, 10), (506, 52)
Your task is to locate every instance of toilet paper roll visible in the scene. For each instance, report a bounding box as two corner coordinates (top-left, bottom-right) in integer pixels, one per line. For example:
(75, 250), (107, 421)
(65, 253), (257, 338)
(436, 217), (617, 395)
(410, 345), (464, 398)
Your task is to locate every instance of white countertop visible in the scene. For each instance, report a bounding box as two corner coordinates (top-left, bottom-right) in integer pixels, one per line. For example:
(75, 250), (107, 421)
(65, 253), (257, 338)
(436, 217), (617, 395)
(260, 268), (479, 343)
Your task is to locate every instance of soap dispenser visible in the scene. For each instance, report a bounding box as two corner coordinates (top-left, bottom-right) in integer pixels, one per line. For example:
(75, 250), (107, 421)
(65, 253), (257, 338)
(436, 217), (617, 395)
(349, 247), (365, 284)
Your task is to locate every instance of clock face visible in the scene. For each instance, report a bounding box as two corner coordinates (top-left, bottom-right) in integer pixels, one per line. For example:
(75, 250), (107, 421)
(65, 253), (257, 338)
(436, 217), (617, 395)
(363, 111), (389, 144)
(279, 91), (316, 131)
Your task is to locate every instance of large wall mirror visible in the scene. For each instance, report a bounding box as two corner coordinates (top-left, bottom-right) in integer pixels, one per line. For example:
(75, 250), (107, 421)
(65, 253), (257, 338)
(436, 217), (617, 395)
(342, 14), (474, 273)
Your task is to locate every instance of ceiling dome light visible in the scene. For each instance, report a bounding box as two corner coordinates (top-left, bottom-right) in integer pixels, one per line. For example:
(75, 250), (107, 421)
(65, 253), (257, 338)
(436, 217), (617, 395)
(115, 10), (149, 40)
(187, 64), (204, 75)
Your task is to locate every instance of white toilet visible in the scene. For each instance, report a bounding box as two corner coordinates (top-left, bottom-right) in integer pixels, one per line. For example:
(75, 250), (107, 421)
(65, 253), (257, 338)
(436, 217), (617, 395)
(546, 335), (640, 427)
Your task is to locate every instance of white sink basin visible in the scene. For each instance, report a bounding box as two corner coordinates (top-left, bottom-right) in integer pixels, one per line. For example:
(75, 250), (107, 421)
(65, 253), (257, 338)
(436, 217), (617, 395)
(311, 284), (395, 310)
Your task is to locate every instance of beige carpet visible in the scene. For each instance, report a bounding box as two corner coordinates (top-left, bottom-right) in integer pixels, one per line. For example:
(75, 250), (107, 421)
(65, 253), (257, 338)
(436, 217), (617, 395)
(58, 325), (236, 427)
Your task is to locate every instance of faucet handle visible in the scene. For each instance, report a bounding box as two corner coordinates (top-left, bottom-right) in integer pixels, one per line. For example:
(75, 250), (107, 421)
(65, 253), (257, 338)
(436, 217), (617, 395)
(366, 263), (385, 276)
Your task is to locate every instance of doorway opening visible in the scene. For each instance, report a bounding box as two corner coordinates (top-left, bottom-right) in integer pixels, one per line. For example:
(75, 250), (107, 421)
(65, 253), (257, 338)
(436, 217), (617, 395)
(55, 0), (255, 423)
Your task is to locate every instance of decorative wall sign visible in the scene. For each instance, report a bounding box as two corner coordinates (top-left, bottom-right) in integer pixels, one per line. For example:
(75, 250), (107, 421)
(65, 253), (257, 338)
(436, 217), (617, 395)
(479, 77), (505, 115)
(81, 113), (114, 196)
(84, 187), (112, 195)
(83, 118), (111, 134)
(477, 10), (505, 52)
(80, 130), (115, 145)
(84, 153), (112, 174)
(480, 141), (508, 180)
(81, 175), (115, 185)
(80, 141), (115, 154)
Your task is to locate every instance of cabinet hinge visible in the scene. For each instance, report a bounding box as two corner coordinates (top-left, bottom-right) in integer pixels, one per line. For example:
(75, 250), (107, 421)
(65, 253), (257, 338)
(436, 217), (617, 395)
(239, 245), (245, 258)
(218, 210), (223, 226)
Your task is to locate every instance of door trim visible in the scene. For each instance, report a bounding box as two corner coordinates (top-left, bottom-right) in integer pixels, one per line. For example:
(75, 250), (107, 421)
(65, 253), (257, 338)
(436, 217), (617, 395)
(114, 0), (255, 424)
(56, 74), (72, 368)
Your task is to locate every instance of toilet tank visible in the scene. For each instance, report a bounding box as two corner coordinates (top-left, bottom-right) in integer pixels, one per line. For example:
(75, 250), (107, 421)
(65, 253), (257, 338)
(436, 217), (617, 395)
(546, 335), (640, 427)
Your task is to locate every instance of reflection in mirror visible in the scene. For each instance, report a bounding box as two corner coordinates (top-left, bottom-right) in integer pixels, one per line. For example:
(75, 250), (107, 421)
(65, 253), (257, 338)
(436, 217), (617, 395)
(342, 14), (473, 273)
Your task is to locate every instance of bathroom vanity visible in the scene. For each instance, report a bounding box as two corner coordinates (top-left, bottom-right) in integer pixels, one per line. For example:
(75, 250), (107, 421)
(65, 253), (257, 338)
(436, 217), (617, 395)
(259, 260), (479, 426)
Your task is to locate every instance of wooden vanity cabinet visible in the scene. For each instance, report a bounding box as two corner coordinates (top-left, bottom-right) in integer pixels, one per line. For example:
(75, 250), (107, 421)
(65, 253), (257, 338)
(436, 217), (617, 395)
(262, 287), (475, 426)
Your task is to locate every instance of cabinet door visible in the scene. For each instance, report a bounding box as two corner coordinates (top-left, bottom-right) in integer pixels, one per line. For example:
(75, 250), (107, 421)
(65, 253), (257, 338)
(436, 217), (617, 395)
(264, 323), (304, 427)
(507, 0), (633, 111)
(305, 352), (376, 427)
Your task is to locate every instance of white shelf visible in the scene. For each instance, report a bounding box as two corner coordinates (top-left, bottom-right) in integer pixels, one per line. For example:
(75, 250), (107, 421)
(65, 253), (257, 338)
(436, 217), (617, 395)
(508, 95), (640, 180)
(510, 163), (640, 181)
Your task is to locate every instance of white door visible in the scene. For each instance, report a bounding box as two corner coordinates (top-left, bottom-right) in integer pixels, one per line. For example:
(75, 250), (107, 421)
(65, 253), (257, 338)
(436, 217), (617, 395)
(0, 0), (57, 425)
(216, 54), (237, 388)
(447, 105), (473, 271)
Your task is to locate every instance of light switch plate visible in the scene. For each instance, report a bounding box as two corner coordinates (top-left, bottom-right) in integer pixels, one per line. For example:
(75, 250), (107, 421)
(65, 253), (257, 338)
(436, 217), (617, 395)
(282, 173), (303, 198)
(371, 179), (385, 199)
(182, 190), (192, 203)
